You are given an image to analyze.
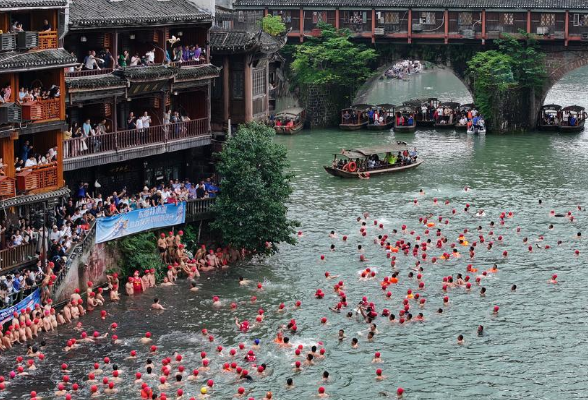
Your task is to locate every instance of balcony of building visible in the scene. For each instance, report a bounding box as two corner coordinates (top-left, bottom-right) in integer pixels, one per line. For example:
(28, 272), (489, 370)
(0, 9), (59, 52)
(530, 12), (566, 39)
(303, 11), (336, 35)
(63, 88), (211, 171)
(485, 12), (528, 38)
(339, 10), (373, 37)
(374, 11), (409, 37)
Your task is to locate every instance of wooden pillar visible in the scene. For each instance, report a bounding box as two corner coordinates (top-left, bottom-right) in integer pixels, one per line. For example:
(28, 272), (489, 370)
(565, 10), (569, 46)
(9, 74), (18, 102)
(112, 97), (118, 133)
(371, 9), (376, 43)
(527, 10), (531, 34)
(1, 137), (15, 178)
(335, 9), (340, 29)
(59, 71), (65, 120)
(408, 9), (412, 43)
(264, 8), (268, 17)
(55, 130), (64, 187)
(444, 9), (449, 43)
(113, 30), (119, 67)
(299, 8), (304, 42)
(223, 56), (230, 124)
(265, 59), (270, 117)
(244, 55), (253, 123)
(481, 10), (486, 41)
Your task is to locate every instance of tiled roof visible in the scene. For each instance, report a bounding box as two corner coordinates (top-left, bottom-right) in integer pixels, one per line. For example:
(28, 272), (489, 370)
(69, 0), (212, 29)
(0, 187), (70, 209)
(234, 0), (588, 9)
(0, 0), (66, 8)
(113, 65), (177, 81)
(66, 74), (127, 90)
(0, 49), (77, 72)
(175, 64), (221, 81)
(209, 28), (258, 51)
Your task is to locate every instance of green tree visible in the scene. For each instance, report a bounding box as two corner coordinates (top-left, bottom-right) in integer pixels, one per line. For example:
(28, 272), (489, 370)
(261, 15), (286, 36)
(211, 122), (298, 255)
(467, 32), (546, 122)
(113, 232), (164, 281)
(291, 23), (377, 89)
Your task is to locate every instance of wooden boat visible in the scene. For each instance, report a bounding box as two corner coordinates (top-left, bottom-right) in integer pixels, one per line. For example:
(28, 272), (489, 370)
(467, 122), (487, 135)
(537, 104), (561, 131)
(339, 104), (370, 131)
(434, 101), (460, 129)
(415, 98), (438, 127)
(393, 105), (417, 133)
(274, 107), (305, 135)
(455, 103), (475, 130)
(367, 104), (395, 130)
(324, 144), (423, 178)
(559, 105), (586, 133)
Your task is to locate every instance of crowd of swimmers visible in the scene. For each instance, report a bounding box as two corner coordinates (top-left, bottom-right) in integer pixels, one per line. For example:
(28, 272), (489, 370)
(0, 191), (581, 399)
(384, 60), (423, 80)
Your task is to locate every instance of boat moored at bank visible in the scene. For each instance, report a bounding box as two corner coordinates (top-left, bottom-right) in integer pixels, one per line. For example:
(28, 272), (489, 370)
(537, 104), (562, 131)
(558, 105), (586, 133)
(339, 104), (370, 131)
(367, 104), (395, 130)
(394, 104), (417, 133)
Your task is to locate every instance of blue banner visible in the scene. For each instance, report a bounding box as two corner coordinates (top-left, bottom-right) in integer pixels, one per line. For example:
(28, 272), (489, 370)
(0, 288), (41, 325)
(96, 202), (186, 244)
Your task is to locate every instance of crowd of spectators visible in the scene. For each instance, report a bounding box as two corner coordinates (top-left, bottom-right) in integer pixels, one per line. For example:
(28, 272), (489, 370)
(71, 42), (205, 72)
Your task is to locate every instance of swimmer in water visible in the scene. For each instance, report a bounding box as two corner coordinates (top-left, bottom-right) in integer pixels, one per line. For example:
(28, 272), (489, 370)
(338, 329), (346, 341)
(480, 287), (486, 297)
(286, 377), (294, 388)
(329, 230), (337, 238)
(457, 334), (464, 345)
(239, 277), (251, 286)
(151, 298), (165, 310)
(351, 338), (359, 348)
(190, 280), (199, 292)
(511, 284), (517, 292)
(549, 274), (558, 284)
(477, 325), (484, 336)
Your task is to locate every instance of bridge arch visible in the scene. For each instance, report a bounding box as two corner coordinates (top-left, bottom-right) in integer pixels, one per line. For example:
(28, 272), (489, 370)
(540, 50), (588, 107)
(354, 60), (474, 105)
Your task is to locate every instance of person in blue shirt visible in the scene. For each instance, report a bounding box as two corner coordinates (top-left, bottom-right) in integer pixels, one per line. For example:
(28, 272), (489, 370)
(472, 116), (480, 127)
(569, 115), (577, 126)
(367, 109), (374, 124)
(21, 140), (31, 161)
(407, 115), (414, 126)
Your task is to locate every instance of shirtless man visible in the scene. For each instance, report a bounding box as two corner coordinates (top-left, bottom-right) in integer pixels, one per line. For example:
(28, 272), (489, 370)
(151, 298), (165, 310)
(165, 232), (175, 263)
(157, 233), (168, 262)
(125, 278), (134, 296)
(141, 270), (150, 290)
(160, 277), (174, 286)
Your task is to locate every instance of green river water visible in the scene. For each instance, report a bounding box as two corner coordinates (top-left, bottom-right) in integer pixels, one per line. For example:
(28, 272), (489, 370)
(4, 68), (588, 400)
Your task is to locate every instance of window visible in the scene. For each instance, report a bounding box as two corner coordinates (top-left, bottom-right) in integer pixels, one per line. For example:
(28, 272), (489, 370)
(312, 11), (327, 24)
(502, 13), (514, 25)
(231, 71), (244, 100)
(237, 11), (244, 23)
(573, 14), (588, 27)
(384, 12), (400, 24)
(541, 13), (556, 26)
(458, 12), (473, 26)
(252, 68), (266, 97)
(420, 12), (436, 25)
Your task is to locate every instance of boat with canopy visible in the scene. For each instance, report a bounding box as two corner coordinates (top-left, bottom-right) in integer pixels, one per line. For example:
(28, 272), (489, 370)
(274, 107), (306, 135)
(339, 104), (371, 131)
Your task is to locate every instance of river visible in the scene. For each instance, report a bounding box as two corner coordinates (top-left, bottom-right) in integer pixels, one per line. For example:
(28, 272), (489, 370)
(4, 68), (588, 400)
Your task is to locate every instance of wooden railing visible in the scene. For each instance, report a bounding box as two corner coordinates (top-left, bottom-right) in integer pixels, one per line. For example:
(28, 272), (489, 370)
(36, 31), (58, 50)
(65, 68), (114, 78)
(21, 98), (61, 122)
(63, 118), (208, 159)
(0, 176), (16, 198)
(186, 197), (215, 219)
(16, 163), (58, 193)
(0, 242), (37, 273)
(170, 59), (206, 67)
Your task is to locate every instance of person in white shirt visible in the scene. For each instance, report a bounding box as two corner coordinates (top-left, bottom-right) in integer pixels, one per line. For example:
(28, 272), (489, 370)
(146, 49), (155, 64)
(141, 112), (151, 128)
(49, 226), (61, 242)
(136, 117), (143, 130)
(24, 156), (37, 167)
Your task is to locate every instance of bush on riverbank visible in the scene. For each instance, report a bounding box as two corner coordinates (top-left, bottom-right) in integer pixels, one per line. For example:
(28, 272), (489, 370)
(211, 122), (298, 255)
(111, 232), (163, 281)
(467, 32), (546, 123)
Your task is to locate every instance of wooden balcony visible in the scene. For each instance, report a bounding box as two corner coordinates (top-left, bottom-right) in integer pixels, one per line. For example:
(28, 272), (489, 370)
(63, 118), (209, 160)
(170, 59), (207, 67)
(21, 98), (61, 123)
(36, 31), (58, 50)
(65, 68), (114, 78)
(0, 176), (16, 198)
(16, 163), (59, 194)
(0, 242), (37, 273)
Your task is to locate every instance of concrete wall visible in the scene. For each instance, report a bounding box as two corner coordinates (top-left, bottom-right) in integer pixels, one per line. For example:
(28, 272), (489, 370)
(301, 84), (349, 129)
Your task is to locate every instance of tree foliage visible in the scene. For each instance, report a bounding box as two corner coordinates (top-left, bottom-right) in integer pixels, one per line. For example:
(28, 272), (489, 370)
(261, 15), (286, 36)
(291, 23), (377, 88)
(467, 31), (546, 121)
(211, 123), (298, 255)
(114, 232), (164, 281)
